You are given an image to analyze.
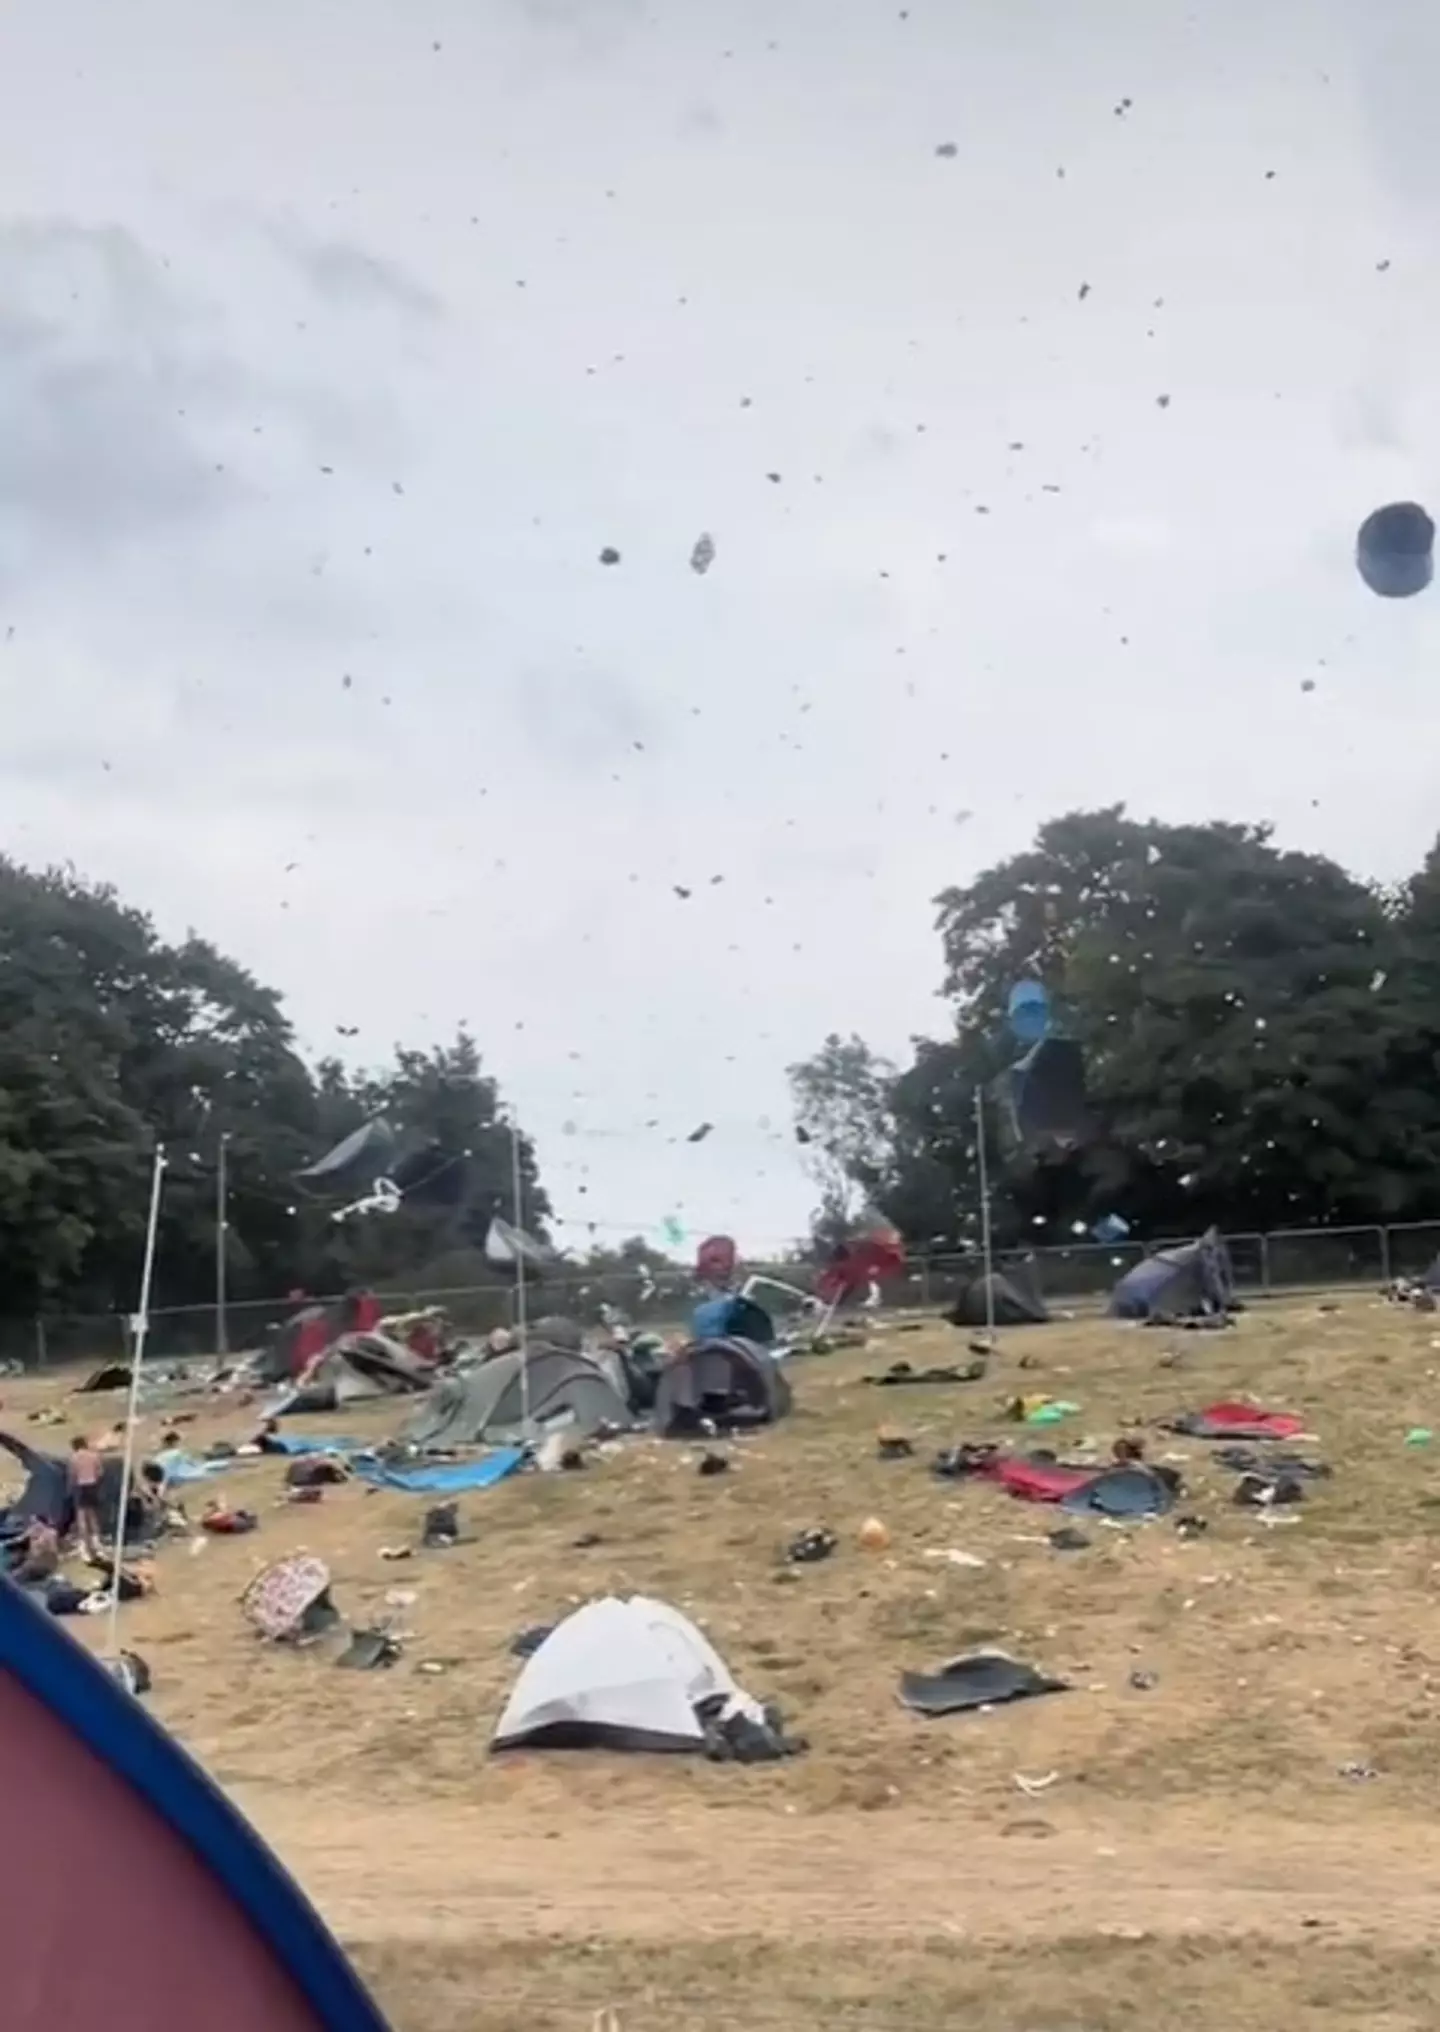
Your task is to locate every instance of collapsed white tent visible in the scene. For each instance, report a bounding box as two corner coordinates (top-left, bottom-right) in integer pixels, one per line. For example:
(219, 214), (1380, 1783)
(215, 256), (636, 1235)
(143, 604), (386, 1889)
(491, 1595), (762, 1754)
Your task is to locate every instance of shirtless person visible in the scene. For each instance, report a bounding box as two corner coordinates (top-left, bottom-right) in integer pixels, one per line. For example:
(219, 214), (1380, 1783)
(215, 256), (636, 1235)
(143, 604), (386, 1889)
(68, 1435), (103, 1556)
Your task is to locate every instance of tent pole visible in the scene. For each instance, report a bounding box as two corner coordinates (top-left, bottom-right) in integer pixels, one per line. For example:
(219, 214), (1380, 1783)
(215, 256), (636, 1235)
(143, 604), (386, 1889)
(510, 1118), (531, 1434)
(107, 1142), (167, 1664)
(975, 1089), (996, 1341)
(215, 1128), (230, 1358)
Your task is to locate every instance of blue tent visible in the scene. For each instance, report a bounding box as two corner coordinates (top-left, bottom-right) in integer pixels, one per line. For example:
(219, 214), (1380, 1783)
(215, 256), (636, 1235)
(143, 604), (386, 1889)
(1108, 1229), (1233, 1321)
(0, 1576), (390, 2031)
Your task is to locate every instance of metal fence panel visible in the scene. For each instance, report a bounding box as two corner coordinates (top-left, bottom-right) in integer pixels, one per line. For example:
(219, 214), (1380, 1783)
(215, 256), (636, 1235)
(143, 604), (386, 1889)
(16, 1215), (1437, 1372)
(1262, 1224), (1386, 1292)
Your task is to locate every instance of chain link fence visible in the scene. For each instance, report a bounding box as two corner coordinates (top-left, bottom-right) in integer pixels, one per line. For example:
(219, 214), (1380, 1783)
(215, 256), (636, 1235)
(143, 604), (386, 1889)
(12, 1216), (1432, 1373)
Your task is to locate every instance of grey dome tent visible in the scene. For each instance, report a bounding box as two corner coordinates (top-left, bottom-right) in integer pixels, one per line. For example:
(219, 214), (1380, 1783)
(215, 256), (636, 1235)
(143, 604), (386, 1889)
(948, 1259), (1050, 1327)
(403, 1346), (631, 1449)
(1108, 1228), (1233, 1322)
(652, 1336), (791, 1438)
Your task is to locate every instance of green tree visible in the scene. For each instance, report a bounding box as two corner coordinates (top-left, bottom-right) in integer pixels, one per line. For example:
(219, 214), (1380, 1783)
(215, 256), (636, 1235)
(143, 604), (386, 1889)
(787, 1032), (897, 1241)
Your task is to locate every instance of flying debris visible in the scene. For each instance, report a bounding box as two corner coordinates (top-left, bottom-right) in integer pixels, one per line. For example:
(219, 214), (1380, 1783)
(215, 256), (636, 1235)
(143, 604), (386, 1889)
(689, 532), (716, 575)
(687, 1122), (714, 1144)
(696, 1233), (738, 1285)
(795, 1125), (813, 1145)
(599, 546), (622, 566)
(1356, 501), (1434, 598)
(1007, 979), (1051, 1045)
(484, 1217), (553, 1268)
(673, 885), (693, 900)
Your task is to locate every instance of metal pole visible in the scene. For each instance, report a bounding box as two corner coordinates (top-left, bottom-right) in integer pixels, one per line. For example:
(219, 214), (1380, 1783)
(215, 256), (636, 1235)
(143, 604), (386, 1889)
(215, 1130), (230, 1357)
(975, 1089), (996, 1341)
(510, 1119), (530, 1435)
(108, 1142), (167, 1663)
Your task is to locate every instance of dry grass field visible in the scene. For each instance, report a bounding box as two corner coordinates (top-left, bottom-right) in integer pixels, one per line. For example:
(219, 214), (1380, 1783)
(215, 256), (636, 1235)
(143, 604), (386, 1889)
(9, 1295), (1440, 2029)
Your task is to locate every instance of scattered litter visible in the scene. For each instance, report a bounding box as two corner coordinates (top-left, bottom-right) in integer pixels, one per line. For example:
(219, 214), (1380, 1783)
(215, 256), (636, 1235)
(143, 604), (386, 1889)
(876, 1427), (915, 1459)
(899, 1651), (1068, 1716)
(868, 1360), (986, 1387)
(107, 1650), (152, 1697)
(1174, 1514), (1208, 1539)
(1234, 1472), (1305, 1508)
(336, 1627), (402, 1671)
(1405, 1427), (1433, 1446)
(698, 1451), (729, 1477)
(1338, 1760), (1379, 1781)
(378, 1545), (413, 1561)
(421, 1502), (460, 1548)
(1048, 1525), (1091, 1552)
(1008, 1396), (1080, 1426)
(510, 1623), (554, 1658)
(689, 532), (716, 574)
(383, 1588), (417, 1609)
(857, 1515), (891, 1551)
(787, 1527), (836, 1565)
(1013, 1770), (1059, 1795)
(921, 1547), (987, 1568)
(1213, 1446), (1330, 1481)
(1129, 1668), (1159, 1691)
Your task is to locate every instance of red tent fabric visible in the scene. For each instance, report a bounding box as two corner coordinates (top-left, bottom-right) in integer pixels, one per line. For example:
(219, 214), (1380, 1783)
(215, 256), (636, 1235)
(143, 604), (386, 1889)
(1185, 1401), (1305, 1441)
(982, 1455), (1099, 1503)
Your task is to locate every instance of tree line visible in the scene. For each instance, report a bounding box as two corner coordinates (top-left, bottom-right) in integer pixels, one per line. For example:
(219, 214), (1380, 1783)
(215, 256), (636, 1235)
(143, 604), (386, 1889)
(0, 857), (554, 1318)
(790, 807), (1440, 1252)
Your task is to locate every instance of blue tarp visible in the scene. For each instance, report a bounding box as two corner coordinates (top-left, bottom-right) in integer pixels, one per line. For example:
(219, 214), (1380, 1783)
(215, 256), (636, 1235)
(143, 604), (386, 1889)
(351, 1448), (525, 1495)
(265, 1435), (367, 1457)
(157, 1452), (237, 1485)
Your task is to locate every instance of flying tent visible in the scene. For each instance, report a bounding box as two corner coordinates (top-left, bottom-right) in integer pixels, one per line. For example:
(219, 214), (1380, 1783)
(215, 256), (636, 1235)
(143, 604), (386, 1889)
(991, 1035), (1091, 1154)
(0, 1576), (389, 2030)
(296, 1122), (472, 1214)
(1108, 1228), (1234, 1321)
(294, 1118), (398, 1193)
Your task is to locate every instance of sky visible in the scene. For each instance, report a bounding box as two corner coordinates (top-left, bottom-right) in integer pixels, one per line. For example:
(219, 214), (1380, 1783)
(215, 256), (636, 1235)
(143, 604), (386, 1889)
(0, 0), (1436, 1256)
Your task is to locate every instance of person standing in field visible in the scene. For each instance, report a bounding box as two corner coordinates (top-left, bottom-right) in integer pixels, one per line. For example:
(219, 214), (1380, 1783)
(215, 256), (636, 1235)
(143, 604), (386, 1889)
(68, 1435), (103, 1556)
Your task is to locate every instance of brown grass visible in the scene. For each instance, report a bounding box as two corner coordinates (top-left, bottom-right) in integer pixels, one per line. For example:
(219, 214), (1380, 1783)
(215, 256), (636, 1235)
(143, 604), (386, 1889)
(13, 1296), (1440, 2028)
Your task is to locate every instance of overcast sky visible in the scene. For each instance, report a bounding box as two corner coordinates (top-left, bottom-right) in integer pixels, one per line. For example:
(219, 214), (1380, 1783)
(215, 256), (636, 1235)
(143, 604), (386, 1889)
(0, 0), (1434, 1254)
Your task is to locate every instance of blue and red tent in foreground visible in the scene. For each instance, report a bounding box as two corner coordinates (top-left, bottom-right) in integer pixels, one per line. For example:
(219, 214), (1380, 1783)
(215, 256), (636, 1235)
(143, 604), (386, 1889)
(0, 1577), (389, 2031)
